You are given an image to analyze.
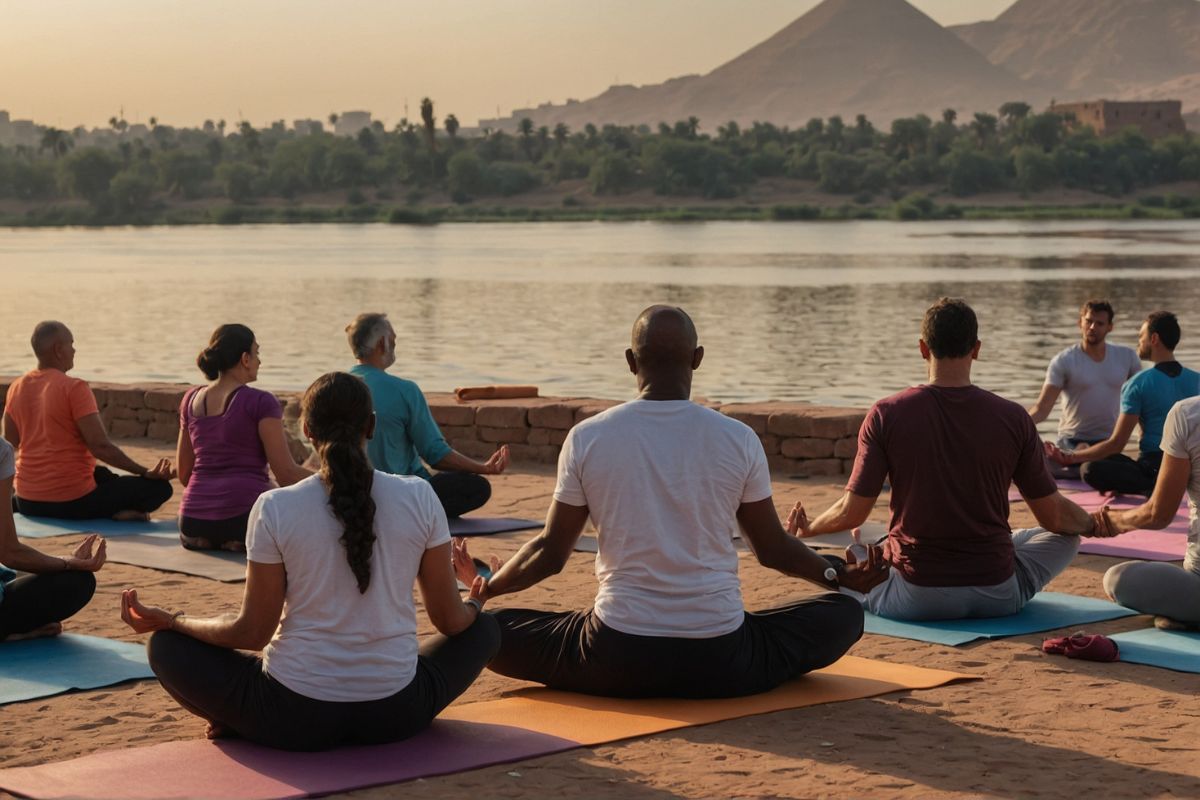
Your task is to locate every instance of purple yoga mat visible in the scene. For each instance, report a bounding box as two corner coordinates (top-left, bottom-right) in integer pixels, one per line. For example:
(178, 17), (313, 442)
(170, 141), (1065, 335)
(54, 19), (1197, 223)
(0, 720), (579, 800)
(1080, 529), (1189, 561)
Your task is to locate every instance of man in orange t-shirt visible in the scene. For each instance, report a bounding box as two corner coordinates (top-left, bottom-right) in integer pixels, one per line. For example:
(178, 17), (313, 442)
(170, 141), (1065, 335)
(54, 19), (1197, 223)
(3, 321), (174, 521)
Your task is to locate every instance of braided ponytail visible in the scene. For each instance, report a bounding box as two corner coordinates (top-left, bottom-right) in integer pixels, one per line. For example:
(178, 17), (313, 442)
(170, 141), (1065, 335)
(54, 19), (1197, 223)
(301, 372), (376, 593)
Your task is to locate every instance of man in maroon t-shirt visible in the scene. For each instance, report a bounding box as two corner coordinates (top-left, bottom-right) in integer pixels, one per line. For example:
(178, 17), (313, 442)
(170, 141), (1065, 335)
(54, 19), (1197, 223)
(788, 298), (1099, 620)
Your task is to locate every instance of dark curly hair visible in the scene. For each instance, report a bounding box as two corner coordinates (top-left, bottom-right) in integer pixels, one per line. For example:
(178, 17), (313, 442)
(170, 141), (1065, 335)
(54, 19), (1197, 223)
(197, 324), (256, 381)
(301, 372), (377, 593)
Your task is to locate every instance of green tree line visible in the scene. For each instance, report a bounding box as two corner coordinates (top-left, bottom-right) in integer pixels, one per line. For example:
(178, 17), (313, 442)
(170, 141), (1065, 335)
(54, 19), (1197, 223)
(1, 100), (1198, 221)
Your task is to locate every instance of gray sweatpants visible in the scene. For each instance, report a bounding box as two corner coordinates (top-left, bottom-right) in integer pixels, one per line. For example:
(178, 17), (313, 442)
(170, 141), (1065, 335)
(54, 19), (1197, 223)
(1104, 560), (1200, 625)
(853, 528), (1080, 621)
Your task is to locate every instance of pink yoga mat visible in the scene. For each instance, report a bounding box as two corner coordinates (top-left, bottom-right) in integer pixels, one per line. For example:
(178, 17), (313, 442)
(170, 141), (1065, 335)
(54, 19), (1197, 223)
(1080, 529), (1189, 561)
(0, 721), (576, 800)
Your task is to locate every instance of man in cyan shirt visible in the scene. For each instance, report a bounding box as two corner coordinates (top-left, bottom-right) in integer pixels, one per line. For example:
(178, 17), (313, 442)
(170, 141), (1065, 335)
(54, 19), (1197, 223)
(790, 298), (1098, 621)
(4, 321), (174, 521)
(452, 306), (884, 698)
(1049, 311), (1200, 496)
(345, 312), (508, 518)
(1027, 300), (1142, 478)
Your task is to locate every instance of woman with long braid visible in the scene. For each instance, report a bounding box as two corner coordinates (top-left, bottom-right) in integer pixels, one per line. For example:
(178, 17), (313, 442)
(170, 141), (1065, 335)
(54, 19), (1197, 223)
(121, 372), (499, 751)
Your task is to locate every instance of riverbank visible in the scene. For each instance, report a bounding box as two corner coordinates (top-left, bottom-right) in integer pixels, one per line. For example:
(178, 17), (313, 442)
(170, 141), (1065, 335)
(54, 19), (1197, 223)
(3, 177), (1198, 227)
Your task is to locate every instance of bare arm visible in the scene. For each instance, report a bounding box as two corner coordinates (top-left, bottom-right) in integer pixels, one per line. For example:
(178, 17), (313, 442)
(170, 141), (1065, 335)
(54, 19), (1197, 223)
(77, 413), (168, 477)
(175, 426), (194, 488)
(1060, 413), (1139, 464)
(1027, 384), (1062, 425)
(416, 542), (481, 635)
(1101, 453), (1190, 533)
(469, 500), (588, 601)
(2, 413), (18, 450)
(0, 476), (107, 573)
(122, 560), (285, 650)
(796, 491), (876, 536)
(258, 417), (312, 487)
(738, 497), (886, 592)
(433, 445), (510, 476)
(1023, 491), (1097, 536)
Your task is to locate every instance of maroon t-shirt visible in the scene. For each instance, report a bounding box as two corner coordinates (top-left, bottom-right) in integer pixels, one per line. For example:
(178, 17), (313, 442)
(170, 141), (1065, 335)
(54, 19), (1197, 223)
(846, 384), (1057, 587)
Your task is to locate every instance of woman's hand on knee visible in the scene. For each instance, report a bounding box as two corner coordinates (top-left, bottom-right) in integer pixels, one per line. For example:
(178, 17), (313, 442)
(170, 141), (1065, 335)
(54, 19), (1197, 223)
(68, 534), (107, 572)
(120, 588), (178, 633)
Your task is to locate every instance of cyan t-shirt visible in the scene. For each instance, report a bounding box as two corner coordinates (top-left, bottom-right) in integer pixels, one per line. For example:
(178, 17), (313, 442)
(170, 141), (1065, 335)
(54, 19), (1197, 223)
(1121, 363), (1200, 455)
(348, 365), (452, 479)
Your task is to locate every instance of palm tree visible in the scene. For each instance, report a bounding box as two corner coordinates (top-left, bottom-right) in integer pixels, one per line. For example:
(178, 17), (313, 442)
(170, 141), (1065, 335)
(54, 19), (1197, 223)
(517, 117), (534, 160)
(39, 127), (73, 159)
(942, 108), (958, 126)
(686, 116), (700, 139)
(444, 114), (460, 140)
(328, 112), (339, 132)
(217, 119), (226, 137)
(149, 116), (158, 130)
(553, 122), (569, 150)
(420, 97), (437, 153)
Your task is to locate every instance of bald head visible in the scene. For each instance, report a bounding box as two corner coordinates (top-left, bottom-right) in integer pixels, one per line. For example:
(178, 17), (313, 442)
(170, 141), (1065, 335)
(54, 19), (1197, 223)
(31, 321), (74, 371)
(631, 305), (698, 369)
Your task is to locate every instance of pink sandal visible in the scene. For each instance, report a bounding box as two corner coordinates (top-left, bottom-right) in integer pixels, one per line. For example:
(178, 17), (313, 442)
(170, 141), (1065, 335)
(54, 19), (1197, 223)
(1041, 632), (1119, 662)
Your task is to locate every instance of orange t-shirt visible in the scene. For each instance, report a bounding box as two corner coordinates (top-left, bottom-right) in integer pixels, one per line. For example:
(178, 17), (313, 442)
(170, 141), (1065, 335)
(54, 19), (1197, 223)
(5, 369), (99, 502)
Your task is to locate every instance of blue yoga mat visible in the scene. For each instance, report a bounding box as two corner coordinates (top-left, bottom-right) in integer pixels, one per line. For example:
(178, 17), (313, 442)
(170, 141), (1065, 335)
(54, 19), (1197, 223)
(13, 514), (178, 539)
(0, 634), (154, 705)
(1110, 628), (1200, 674)
(862, 592), (1136, 646)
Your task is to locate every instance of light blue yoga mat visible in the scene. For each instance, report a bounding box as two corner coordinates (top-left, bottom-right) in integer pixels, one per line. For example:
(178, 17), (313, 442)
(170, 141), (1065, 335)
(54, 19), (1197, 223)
(13, 514), (178, 539)
(0, 633), (154, 705)
(862, 592), (1136, 646)
(1110, 628), (1200, 674)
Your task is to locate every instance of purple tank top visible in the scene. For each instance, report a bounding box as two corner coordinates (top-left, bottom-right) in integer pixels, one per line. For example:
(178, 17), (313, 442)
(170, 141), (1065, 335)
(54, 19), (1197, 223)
(179, 385), (282, 520)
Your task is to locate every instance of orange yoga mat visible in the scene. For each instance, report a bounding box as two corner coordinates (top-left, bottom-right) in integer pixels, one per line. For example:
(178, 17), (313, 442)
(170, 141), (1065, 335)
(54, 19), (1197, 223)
(441, 655), (977, 744)
(454, 385), (539, 402)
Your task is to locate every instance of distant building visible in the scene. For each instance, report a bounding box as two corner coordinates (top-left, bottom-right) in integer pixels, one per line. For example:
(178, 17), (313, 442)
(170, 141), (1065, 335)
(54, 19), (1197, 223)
(334, 111), (372, 137)
(293, 119), (323, 136)
(1050, 100), (1185, 139)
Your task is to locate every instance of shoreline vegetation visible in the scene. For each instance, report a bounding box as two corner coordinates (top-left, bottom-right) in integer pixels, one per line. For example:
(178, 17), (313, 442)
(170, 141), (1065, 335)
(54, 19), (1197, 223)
(3, 100), (1199, 227)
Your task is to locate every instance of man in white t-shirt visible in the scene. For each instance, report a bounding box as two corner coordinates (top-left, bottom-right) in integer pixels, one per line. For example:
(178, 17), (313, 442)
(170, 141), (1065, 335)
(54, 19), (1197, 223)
(454, 306), (885, 698)
(1028, 300), (1142, 477)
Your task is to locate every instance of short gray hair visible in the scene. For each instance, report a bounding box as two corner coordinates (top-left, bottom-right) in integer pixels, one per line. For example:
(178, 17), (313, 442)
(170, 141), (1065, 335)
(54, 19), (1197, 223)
(346, 312), (391, 359)
(31, 320), (70, 357)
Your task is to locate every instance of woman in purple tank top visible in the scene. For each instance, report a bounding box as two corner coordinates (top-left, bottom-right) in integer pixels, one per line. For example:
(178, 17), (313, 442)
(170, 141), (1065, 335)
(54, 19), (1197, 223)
(177, 325), (311, 551)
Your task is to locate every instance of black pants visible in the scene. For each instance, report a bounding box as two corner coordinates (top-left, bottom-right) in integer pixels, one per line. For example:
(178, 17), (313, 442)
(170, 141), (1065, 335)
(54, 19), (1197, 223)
(146, 612), (500, 751)
(0, 571), (96, 639)
(490, 593), (864, 699)
(429, 472), (491, 518)
(1080, 451), (1162, 496)
(16, 466), (173, 520)
(178, 512), (251, 548)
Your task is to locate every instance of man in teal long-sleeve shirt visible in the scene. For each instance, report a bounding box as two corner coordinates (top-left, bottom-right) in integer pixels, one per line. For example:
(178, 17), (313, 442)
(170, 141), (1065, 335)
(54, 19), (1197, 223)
(346, 312), (509, 517)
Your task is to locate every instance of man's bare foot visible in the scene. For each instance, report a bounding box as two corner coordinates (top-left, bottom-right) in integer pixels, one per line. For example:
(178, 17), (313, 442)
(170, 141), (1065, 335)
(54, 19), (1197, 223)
(3, 622), (63, 642)
(220, 540), (246, 554)
(1155, 615), (1200, 632)
(180, 534), (214, 551)
(113, 510), (151, 522)
(205, 721), (236, 740)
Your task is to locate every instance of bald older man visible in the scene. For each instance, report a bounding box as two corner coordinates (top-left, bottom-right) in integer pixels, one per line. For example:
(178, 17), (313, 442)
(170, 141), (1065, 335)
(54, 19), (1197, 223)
(453, 306), (881, 699)
(4, 321), (173, 521)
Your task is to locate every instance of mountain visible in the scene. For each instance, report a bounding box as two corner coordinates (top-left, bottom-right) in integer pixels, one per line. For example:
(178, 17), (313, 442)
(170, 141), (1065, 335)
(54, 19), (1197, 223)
(953, 0), (1200, 102)
(480, 0), (1034, 131)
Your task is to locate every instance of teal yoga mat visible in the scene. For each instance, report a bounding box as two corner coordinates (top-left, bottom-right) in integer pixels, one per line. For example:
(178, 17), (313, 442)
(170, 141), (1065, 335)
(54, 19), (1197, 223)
(0, 634), (154, 705)
(1110, 627), (1200, 673)
(14, 514), (178, 539)
(862, 592), (1136, 646)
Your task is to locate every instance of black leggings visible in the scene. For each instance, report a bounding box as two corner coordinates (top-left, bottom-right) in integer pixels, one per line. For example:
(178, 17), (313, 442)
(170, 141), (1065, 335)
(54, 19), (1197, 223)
(178, 512), (250, 548)
(428, 472), (491, 518)
(16, 466), (173, 520)
(490, 593), (864, 699)
(1080, 451), (1162, 496)
(146, 612), (500, 751)
(0, 571), (96, 639)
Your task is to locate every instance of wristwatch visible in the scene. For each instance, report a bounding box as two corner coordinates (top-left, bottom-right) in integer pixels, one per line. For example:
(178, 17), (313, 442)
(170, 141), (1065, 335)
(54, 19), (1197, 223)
(823, 566), (840, 588)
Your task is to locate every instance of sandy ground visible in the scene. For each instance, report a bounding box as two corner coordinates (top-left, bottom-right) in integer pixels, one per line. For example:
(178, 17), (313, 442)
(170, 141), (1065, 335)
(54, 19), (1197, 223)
(3, 438), (1199, 799)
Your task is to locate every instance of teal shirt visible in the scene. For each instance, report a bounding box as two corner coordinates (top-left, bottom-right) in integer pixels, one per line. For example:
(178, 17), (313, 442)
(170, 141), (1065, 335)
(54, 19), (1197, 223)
(1121, 363), (1200, 455)
(349, 365), (452, 479)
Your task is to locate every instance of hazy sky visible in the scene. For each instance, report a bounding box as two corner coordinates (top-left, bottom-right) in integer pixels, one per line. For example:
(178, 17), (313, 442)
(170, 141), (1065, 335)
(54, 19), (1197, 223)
(1, 0), (1016, 130)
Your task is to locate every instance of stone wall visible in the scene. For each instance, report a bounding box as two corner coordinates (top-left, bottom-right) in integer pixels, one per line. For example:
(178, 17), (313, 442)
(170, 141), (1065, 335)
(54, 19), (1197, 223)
(0, 378), (866, 476)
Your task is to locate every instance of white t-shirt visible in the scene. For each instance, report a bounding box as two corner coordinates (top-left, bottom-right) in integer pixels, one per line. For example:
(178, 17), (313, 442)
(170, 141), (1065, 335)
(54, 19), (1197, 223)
(247, 471), (450, 702)
(554, 399), (773, 638)
(1045, 344), (1142, 441)
(0, 437), (13, 482)
(1160, 398), (1200, 575)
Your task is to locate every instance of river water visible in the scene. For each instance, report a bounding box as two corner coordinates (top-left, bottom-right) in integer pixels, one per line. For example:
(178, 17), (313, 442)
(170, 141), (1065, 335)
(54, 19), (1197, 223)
(1, 221), (1198, 420)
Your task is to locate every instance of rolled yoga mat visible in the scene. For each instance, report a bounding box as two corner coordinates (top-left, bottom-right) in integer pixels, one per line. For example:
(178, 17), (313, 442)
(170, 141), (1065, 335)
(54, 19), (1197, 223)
(0, 655), (976, 800)
(13, 514), (179, 540)
(0, 634), (153, 705)
(447, 516), (542, 537)
(861, 591), (1137, 646)
(105, 533), (248, 582)
(1109, 627), (1200, 674)
(453, 385), (539, 402)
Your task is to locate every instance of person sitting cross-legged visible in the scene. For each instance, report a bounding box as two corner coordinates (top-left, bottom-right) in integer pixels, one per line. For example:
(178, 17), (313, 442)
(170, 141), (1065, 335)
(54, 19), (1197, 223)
(4, 321), (174, 521)
(789, 298), (1101, 622)
(453, 305), (883, 699)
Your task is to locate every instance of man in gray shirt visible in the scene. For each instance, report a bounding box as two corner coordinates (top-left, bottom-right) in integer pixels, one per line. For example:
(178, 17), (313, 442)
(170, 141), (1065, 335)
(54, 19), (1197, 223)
(1028, 300), (1142, 478)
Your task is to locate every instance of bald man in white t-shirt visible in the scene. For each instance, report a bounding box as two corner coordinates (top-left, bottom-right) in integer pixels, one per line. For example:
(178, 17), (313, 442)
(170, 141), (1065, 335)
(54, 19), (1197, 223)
(453, 306), (884, 698)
